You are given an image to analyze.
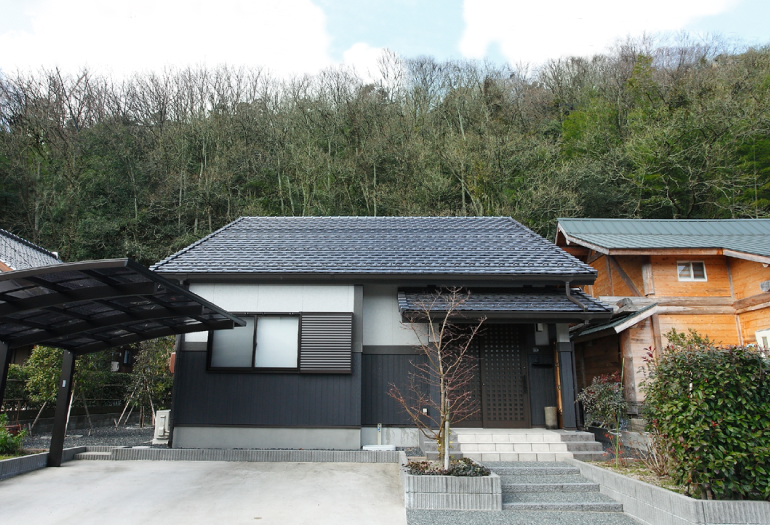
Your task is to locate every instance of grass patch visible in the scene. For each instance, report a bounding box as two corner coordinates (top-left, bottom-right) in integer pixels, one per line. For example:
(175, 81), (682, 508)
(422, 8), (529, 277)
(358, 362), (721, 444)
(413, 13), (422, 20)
(590, 459), (687, 495)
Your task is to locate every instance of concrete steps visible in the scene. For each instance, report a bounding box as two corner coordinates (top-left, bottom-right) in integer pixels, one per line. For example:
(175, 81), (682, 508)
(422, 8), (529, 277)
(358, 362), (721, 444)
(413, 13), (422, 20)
(502, 492), (624, 512)
(486, 462), (623, 513)
(436, 428), (604, 462)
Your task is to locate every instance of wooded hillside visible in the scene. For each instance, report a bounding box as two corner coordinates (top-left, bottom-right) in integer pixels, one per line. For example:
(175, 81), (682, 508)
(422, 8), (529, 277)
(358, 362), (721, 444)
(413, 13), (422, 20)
(1, 36), (768, 266)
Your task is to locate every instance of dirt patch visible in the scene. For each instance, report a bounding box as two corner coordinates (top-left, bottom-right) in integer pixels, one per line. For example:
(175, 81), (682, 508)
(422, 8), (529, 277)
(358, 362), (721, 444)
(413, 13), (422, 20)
(590, 459), (687, 495)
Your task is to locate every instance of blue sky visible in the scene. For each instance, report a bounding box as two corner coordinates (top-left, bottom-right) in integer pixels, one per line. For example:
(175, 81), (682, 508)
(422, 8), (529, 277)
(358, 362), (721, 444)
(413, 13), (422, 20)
(1, 0), (768, 78)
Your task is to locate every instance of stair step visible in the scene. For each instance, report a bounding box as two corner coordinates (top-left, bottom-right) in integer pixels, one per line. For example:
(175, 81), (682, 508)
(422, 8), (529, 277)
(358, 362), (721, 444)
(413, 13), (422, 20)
(499, 474), (599, 493)
(564, 441), (604, 452)
(459, 443), (570, 453)
(552, 431), (598, 442)
(502, 492), (623, 512)
(486, 462), (580, 476)
(74, 452), (113, 460)
(571, 450), (607, 461)
(464, 452), (574, 462)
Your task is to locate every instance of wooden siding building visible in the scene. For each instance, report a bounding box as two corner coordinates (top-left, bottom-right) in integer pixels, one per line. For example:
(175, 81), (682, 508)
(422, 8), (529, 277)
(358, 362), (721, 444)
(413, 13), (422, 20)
(556, 219), (770, 412)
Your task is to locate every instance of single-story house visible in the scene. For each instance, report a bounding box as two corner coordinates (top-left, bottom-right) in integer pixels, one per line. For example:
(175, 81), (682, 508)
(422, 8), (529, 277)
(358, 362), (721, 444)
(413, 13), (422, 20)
(151, 216), (612, 449)
(555, 218), (770, 412)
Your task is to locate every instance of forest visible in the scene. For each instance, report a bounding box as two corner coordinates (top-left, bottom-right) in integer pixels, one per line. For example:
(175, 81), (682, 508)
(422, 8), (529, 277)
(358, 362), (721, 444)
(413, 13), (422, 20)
(1, 35), (768, 267)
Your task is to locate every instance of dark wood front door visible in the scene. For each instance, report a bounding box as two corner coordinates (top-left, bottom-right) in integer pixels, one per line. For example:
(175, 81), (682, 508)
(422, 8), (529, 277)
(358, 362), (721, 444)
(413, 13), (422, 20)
(458, 325), (531, 428)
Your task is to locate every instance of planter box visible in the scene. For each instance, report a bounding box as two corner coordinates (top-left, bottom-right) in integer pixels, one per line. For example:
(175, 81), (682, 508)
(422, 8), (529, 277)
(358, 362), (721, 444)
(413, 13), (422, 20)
(567, 458), (770, 525)
(0, 447), (85, 481)
(400, 463), (501, 510)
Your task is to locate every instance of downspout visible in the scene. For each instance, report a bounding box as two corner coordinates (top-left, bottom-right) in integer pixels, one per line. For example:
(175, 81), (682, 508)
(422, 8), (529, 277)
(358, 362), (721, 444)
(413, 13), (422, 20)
(564, 282), (587, 311)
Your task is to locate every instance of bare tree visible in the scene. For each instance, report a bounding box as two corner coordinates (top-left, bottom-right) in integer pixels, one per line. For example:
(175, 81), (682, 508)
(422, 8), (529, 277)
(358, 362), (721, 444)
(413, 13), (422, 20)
(388, 288), (485, 469)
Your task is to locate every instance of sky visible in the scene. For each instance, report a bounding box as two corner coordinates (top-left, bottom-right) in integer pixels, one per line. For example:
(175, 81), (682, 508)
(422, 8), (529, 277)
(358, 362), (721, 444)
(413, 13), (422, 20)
(1, 0), (769, 79)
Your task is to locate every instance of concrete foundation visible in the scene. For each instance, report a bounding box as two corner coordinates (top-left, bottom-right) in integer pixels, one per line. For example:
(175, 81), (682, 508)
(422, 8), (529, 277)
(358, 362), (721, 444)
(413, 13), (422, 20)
(361, 426), (419, 447)
(172, 426), (361, 450)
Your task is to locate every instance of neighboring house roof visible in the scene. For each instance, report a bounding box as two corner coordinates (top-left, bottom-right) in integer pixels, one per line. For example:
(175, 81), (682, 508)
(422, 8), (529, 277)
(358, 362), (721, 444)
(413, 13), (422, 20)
(0, 229), (61, 270)
(557, 218), (770, 263)
(398, 289), (612, 320)
(152, 217), (597, 282)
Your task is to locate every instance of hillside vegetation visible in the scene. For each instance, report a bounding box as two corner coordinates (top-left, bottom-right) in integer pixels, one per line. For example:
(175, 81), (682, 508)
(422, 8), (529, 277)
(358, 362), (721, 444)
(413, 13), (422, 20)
(1, 35), (768, 265)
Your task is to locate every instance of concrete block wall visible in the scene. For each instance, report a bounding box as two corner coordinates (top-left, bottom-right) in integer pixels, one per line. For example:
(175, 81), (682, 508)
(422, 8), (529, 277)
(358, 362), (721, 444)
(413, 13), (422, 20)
(568, 458), (770, 524)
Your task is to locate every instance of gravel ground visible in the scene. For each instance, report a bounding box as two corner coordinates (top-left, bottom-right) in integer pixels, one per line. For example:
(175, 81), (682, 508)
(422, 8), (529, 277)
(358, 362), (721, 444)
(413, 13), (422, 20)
(22, 425), (161, 451)
(407, 510), (641, 525)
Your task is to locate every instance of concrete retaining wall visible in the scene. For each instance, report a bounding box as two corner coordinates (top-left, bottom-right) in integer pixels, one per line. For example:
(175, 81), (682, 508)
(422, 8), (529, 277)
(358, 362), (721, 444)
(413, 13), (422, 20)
(400, 460), (502, 511)
(0, 447), (86, 481)
(567, 458), (770, 525)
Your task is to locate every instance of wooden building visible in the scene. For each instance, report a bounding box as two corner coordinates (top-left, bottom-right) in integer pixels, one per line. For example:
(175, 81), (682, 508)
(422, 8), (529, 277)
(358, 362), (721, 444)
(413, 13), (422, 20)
(555, 219), (770, 412)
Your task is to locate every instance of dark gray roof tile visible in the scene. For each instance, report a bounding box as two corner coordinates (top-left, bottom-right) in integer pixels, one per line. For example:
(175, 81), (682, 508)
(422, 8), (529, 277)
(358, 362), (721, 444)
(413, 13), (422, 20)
(0, 229), (61, 270)
(398, 289), (612, 315)
(151, 217), (595, 279)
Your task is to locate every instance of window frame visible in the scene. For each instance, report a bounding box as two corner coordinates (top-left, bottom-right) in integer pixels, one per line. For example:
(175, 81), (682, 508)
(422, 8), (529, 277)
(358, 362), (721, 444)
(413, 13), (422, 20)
(676, 260), (708, 282)
(756, 328), (770, 351)
(206, 312), (302, 373)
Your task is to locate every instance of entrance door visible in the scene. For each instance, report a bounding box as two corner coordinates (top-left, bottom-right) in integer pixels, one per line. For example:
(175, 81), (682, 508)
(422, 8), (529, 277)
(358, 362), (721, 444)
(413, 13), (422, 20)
(479, 325), (531, 428)
(455, 325), (532, 428)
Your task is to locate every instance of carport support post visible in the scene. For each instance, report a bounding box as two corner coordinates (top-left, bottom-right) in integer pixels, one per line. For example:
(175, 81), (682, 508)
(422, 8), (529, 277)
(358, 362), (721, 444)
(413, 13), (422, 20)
(48, 350), (77, 467)
(0, 341), (11, 410)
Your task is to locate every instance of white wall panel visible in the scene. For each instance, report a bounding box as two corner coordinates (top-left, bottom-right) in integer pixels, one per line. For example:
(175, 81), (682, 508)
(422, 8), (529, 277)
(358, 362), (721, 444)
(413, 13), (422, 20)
(362, 284), (423, 346)
(188, 283), (354, 313)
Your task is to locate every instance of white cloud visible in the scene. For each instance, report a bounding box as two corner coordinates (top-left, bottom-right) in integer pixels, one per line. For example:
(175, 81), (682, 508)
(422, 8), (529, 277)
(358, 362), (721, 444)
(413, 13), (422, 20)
(0, 0), (332, 77)
(342, 42), (386, 83)
(460, 0), (739, 66)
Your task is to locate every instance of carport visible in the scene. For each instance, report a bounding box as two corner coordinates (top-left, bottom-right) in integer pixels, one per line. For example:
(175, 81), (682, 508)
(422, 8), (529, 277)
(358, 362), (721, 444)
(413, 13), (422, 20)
(0, 258), (244, 466)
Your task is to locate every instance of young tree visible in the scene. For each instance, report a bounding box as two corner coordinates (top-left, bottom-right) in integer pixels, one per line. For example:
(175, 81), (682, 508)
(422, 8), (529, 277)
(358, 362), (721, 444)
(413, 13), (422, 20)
(126, 337), (174, 426)
(388, 288), (484, 469)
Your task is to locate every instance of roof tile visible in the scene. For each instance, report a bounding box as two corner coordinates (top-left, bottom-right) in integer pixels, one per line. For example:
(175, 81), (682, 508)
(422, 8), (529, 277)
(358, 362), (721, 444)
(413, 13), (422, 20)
(152, 216), (595, 278)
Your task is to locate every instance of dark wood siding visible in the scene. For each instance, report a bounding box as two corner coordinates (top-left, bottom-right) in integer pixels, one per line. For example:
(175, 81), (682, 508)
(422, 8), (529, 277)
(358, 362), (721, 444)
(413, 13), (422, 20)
(362, 353), (427, 425)
(174, 351), (362, 427)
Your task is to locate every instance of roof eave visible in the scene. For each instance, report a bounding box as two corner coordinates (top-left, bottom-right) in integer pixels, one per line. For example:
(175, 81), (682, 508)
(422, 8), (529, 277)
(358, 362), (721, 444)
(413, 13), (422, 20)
(154, 270), (598, 285)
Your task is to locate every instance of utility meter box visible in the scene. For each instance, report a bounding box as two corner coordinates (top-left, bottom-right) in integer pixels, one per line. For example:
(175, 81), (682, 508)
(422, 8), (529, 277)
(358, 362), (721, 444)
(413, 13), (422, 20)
(152, 409), (171, 445)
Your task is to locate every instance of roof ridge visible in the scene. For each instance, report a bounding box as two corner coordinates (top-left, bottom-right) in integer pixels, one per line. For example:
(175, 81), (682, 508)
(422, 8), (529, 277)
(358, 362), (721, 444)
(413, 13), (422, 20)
(151, 217), (247, 271)
(0, 228), (60, 260)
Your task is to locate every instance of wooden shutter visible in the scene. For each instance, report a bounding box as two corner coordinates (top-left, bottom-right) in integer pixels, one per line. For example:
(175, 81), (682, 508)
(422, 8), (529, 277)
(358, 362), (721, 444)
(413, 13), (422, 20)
(299, 313), (353, 373)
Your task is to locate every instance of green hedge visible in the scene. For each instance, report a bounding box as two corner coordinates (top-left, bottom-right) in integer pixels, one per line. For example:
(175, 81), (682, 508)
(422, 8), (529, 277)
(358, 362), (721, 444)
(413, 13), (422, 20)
(642, 331), (770, 500)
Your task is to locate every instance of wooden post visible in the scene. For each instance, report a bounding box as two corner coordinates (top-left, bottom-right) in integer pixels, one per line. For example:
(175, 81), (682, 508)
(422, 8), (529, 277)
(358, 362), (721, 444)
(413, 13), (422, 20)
(49, 350), (76, 467)
(0, 341), (11, 411)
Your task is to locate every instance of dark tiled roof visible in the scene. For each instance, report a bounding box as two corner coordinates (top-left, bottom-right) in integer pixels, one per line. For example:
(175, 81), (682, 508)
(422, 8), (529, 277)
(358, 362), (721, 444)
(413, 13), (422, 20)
(558, 218), (770, 259)
(151, 217), (596, 280)
(398, 289), (612, 315)
(0, 229), (61, 270)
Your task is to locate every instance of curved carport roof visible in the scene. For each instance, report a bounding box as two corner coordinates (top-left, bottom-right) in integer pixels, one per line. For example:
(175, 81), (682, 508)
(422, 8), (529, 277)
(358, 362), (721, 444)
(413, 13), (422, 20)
(0, 258), (244, 466)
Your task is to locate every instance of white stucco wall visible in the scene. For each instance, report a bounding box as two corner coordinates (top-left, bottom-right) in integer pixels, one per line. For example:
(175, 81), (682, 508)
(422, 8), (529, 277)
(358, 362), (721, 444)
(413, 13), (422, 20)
(362, 284), (424, 346)
(186, 283), (355, 342)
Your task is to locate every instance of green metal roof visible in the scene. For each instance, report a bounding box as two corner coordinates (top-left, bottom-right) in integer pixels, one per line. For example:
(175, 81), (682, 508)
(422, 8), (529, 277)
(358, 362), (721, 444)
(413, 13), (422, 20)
(557, 219), (770, 259)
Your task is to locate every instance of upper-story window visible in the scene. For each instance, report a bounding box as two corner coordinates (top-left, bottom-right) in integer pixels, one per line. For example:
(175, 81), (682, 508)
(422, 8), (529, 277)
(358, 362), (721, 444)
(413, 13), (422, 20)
(677, 261), (707, 282)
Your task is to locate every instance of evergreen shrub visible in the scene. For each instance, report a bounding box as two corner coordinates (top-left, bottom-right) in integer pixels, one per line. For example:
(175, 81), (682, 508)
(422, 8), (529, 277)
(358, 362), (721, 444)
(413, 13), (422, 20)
(642, 330), (770, 500)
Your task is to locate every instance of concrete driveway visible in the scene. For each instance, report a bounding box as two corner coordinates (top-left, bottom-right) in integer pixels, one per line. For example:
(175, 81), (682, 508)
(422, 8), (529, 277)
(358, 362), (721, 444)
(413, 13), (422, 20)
(0, 460), (407, 525)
